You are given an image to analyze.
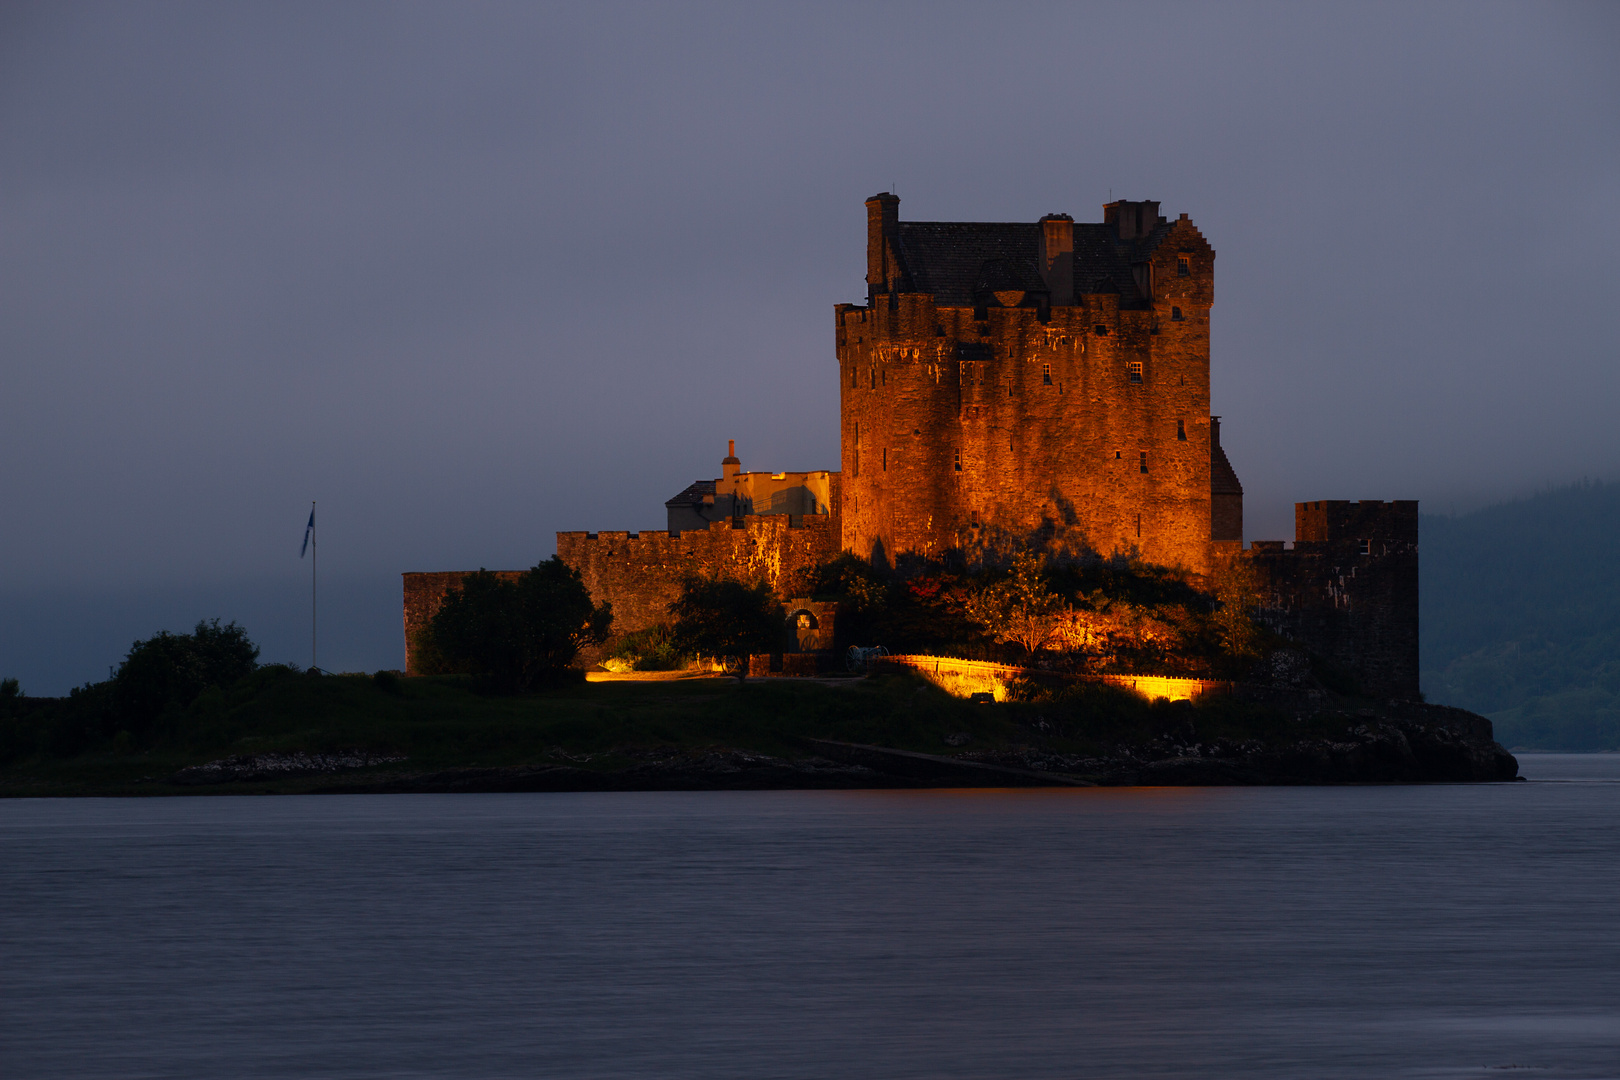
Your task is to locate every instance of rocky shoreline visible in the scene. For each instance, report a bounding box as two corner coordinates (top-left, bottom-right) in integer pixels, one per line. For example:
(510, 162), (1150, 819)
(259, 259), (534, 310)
(317, 704), (1517, 793)
(145, 697), (1517, 794)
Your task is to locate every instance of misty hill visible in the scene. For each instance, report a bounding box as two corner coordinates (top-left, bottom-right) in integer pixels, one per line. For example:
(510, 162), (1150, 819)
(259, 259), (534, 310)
(1422, 480), (1620, 751)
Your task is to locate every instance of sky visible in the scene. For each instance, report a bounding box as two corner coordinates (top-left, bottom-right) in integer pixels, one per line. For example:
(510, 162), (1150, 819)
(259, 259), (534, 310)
(1, 1), (1617, 693)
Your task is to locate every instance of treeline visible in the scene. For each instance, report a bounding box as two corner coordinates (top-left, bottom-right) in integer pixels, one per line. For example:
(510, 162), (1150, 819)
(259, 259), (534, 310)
(1422, 479), (1620, 750)
(1, 619), (260, 762)
(606, 549), (1277, 681)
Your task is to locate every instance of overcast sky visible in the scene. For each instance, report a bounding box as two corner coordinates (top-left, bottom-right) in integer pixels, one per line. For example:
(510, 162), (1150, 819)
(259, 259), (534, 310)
(2, 1), (1616, 691)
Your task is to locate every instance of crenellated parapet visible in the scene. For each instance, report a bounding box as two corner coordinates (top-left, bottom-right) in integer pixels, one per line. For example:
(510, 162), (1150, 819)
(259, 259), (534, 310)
(556, 514), (839, 641)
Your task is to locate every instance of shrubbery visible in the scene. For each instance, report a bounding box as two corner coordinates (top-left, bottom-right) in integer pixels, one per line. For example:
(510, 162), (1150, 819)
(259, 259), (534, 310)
(668, 577), (784, 676)
(415, 557), (612, 691)
(808, 548), (1268, 677)
(603, 625), (688, 671)
(112, 619), (260, 736)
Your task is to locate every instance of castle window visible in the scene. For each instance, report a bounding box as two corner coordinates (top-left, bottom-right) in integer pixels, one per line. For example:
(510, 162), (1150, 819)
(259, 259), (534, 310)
(851, 367), (857, 389)
(1139, 451), (1149, 474)
(870, 368), (876, 389)
(1115, 451), (1122, 460)
(1178, 256), (1190, 277)
(1042, 363), (1052, 386)
(1177, 419), (1187, 440)
(971, 510), (980, 526)
(881, 368), (887, 386)
(1094, 324), (1109, 336)
(1359, 539), (1372, 556)
(954, 450), (963, 472)
(1171, 306), (1183, 321)
(882, 448), (887, 472)
(1128, 361), (1144, 383)
(853, 422), (859, 477)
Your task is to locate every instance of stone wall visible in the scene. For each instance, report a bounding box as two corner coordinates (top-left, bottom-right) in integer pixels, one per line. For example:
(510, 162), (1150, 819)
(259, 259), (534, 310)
(400, 569), (523, 675)
(877, 654), (1231, 703)
(557, 514), (840, 639)
(1246, 500), (1420, 699)
(402, 515), (842, 675)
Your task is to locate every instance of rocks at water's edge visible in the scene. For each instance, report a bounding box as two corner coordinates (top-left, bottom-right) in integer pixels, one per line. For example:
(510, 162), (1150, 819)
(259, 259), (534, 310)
(169, 751), (406, 786)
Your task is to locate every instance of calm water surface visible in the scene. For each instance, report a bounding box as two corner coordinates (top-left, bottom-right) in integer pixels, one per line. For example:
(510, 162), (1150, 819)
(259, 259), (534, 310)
(3, 756), (1619, 1079)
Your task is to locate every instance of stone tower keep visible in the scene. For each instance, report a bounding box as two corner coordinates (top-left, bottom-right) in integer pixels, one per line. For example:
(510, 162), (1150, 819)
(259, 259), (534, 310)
(838, 194), (1235, 573)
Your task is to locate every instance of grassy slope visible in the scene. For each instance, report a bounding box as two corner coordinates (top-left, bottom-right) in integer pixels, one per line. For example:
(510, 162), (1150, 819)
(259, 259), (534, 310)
(0, 667), (1342, 796)
(1422, 481), (1620, 750)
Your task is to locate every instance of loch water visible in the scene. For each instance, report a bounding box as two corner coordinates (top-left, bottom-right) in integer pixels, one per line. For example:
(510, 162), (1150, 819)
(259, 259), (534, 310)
(3, 756), (1619, 1079)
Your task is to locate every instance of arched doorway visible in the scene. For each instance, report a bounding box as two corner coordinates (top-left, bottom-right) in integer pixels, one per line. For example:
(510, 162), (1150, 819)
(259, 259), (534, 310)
(789, 609), (820, 652)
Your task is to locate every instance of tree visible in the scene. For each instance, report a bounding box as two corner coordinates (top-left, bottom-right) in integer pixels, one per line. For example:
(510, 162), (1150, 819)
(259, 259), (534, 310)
(422, 557), (612, 691)
(113, 619), (260, 734)
(1209, 555), (1265, 659)
(964, 552), (1068, 657)
(668, 577), (784, 677)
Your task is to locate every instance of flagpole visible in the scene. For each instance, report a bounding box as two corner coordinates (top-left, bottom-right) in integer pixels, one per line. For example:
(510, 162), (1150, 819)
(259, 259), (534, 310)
(311, 501), (318, 673)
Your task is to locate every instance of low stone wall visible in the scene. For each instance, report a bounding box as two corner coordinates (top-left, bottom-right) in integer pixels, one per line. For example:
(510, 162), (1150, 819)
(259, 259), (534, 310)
(747, 653), (825, 678)
(875, 654), (1230, 703)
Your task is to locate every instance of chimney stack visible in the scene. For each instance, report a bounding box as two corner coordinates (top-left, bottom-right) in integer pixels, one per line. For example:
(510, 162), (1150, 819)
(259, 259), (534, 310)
(722, 439), (740, 479)
(866, 192), (901, 299)
(1103, 199), (1162, 241)
(1038, 214), (1074, 305)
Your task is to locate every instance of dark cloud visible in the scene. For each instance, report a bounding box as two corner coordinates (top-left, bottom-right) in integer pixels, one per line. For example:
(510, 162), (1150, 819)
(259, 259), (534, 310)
(2, 1), (1617, 691)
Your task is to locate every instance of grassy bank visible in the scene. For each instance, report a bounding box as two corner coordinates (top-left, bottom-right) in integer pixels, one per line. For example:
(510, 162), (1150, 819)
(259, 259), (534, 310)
(0, 666), (1373, 796)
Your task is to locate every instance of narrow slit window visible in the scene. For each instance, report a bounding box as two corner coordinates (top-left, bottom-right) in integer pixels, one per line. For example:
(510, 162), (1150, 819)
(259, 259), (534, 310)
(1177, 419), (1187, 440)
(853, 422), (859, 477)
(1171, 306), (1183, 321)
(1042, 363), (1052, 386)
(1139, 451), (1148, 474)
(954, 450), (963, 472)
(971, 510), (980, 526)
(1177, 256), (1190, 277)
(1128, 361), (1144, 383)
(882, 448), (887, 472)
(851, 367), (857, 389)
(870, 368), (876, 389)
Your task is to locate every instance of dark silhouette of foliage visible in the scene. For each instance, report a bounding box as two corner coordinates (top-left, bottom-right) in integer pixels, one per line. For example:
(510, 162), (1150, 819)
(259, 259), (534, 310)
(420, 557), (612, 692)
(668, 578), (784, 676)
(112, 619), (259, 735)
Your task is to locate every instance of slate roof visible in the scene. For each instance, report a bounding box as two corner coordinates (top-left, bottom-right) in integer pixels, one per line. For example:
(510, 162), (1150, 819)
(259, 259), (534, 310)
(895, 220), (1174, 308)
(1211, 444), (1244, 496)
(664, 478), (716, 508)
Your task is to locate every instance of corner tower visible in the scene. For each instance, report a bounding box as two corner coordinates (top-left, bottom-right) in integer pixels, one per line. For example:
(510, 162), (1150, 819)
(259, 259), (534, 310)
(837, 194), (1232, 573)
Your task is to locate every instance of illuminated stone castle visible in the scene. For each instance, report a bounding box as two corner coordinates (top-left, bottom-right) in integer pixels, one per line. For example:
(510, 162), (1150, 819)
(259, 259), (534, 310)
(404, 194), (1418, 697)
(840, 193), (1241, 572)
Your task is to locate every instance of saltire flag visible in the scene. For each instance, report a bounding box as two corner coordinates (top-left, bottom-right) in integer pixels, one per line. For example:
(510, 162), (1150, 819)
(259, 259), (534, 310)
(300, 507), (315, 558)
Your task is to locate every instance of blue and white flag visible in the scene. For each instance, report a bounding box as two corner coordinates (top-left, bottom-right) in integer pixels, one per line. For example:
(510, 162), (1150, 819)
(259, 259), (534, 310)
(300, 507), (315, 558)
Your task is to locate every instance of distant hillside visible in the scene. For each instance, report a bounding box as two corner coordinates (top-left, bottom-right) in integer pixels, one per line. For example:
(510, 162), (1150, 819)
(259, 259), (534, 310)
(1422, 481), (1620, 751)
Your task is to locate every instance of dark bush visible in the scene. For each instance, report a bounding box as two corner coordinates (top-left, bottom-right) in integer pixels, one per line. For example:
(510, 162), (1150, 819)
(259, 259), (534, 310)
(668, 578), (784, 676)
(112, 619), (259, 735)
(419, 557), (612, 692)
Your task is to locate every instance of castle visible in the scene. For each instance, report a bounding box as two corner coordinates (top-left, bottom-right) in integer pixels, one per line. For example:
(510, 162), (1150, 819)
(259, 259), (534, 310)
(404, 195), (1419, 697)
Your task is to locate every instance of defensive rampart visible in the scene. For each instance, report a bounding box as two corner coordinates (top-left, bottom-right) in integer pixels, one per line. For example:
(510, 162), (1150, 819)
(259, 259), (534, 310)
(403, 514), (840, 675)
(1244, 500), (1419, 699)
